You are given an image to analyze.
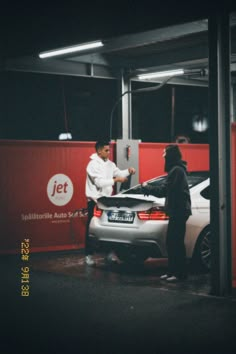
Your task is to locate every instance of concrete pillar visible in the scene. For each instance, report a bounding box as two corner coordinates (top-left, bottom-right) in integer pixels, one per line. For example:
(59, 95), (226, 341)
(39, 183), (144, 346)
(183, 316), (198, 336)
(208, 12), (232, 296)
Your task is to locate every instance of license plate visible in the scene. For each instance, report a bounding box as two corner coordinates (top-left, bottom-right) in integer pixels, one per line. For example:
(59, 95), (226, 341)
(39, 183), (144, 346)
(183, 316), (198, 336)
(107, 211), (135, 223)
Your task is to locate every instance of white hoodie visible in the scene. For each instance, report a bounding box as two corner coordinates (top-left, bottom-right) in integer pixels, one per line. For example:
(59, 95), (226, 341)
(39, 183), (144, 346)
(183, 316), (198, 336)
(85, 153), (130, 202)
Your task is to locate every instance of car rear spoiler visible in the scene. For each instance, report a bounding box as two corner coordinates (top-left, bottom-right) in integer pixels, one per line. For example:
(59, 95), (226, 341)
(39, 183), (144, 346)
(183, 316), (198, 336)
(97, 196), (155, 210)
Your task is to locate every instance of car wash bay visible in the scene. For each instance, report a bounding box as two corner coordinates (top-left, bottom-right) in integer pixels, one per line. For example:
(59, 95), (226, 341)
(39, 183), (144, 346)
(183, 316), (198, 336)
(1, 11), (236, 354)
(1, 12), (236, 296)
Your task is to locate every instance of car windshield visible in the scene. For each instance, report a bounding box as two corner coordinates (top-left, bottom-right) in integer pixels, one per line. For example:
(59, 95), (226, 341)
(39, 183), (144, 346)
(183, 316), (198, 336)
(122, 171), (209, 195)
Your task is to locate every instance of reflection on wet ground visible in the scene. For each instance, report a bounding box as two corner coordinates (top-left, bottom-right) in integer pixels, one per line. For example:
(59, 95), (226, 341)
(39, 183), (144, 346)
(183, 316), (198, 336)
(3, 251), (236, 354)
(30, 251), (211, 296)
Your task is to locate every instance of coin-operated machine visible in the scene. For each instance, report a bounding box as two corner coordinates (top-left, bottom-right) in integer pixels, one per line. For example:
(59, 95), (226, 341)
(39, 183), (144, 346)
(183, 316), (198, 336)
(116, 139), (140, 192)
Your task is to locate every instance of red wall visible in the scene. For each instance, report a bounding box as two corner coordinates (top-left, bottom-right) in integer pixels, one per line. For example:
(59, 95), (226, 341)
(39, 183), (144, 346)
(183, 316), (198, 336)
(0, 140), (115, 254)
(139, 143), (209, 181)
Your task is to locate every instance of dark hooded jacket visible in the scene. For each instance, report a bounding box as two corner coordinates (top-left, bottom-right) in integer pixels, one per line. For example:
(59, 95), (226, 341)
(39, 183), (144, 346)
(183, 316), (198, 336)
(142, 146), (192, 218)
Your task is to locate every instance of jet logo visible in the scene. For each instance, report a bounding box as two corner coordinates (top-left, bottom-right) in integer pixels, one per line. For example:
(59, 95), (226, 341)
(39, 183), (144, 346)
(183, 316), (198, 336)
(47, 174), (73, 206)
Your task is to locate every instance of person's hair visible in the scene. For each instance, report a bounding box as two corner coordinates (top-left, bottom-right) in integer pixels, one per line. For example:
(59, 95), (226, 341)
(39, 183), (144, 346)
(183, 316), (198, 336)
(95, 140), (110, 151)
(164, 144), (182, 172)
(165, 144), (182, 161)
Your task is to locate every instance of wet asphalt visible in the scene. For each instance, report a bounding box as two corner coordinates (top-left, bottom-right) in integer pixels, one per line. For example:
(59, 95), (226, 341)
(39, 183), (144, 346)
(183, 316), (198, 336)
(2, 250), (236, 354)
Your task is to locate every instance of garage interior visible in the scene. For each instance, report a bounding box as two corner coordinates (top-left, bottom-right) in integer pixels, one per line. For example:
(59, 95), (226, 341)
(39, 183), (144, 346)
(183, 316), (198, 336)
(2, 11), (236, 296)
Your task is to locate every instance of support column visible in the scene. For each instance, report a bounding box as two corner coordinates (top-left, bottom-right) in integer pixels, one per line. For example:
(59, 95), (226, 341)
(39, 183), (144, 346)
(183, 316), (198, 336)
(208, 12), (232, 296)
(119, 71), (132, 140)
(116, 72), (139, 190)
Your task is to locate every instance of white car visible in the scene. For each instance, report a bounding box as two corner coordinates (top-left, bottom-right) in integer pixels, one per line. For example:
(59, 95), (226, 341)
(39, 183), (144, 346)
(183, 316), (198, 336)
(89, 171), (210, 270)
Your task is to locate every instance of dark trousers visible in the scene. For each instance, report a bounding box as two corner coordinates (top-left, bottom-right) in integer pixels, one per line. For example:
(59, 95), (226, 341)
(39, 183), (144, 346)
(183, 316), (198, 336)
(85, 200), (96, 256)
(166, 216), (188, 278)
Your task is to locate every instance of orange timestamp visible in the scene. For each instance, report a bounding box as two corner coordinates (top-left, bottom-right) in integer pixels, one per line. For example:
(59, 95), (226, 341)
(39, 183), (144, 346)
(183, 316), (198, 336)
(21, 239), (30, 296)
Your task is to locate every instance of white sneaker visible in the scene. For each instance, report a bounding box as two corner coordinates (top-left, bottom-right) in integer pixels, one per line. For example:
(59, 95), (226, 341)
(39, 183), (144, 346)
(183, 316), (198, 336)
(160, 274), (169, 280)
(166, 276), (178, 282)
(85, 255), (95, 266)
(105, 252), (118, 263)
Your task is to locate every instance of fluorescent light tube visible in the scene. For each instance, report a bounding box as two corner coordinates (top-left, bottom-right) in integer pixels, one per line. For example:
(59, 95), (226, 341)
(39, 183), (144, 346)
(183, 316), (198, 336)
(39, 40), (104, 59)
(138, 69), (185, 80)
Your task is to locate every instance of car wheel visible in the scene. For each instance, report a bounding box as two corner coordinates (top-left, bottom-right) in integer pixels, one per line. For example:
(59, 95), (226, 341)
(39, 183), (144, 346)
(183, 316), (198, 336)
(192, 226), (211, 271)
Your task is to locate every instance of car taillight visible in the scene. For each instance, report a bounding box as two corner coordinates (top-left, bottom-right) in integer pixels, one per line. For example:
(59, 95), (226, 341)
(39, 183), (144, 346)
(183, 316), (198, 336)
(137, 207), (169, 220)
(93, 205), (103, 217)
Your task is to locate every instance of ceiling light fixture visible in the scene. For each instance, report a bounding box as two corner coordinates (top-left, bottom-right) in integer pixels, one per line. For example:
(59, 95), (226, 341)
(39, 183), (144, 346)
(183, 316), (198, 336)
(58, 132), (72, 140)
(137, 69), (185, 80)
(39, 40), (104, 59)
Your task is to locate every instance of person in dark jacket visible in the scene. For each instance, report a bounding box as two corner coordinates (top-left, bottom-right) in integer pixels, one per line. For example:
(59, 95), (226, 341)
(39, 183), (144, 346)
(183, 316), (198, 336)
(142, 144), (192, 281)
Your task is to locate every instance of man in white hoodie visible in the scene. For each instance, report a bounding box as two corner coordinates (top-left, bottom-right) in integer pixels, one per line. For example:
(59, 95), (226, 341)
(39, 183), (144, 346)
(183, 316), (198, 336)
(84, 140), (136, 265)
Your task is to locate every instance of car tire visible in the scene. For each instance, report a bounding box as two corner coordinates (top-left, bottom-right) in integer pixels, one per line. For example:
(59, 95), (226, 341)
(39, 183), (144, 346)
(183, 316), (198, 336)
(192, 226), (211, 272)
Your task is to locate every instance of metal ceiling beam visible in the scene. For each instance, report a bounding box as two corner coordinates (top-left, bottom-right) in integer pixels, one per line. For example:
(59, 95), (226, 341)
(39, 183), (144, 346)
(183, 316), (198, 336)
(68, 44), (208, 69)
(66, 53), (110, 66)
(63, 20), (209, 70)
(2, 54), (210, 87)
(131, 76), (208, 87)
(3, 56), (118, 79)
(1, 56), (208, 86)
(72, 20), (208, 57)
(124, 45), (209, 70)
(68, 39), (236, 72)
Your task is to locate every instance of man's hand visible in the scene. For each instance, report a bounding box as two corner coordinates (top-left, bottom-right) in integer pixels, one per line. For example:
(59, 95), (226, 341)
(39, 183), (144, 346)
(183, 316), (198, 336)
(128, 167), (136, 175)
(141, 182), (151, 196)
(114, 176), (128, 183)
